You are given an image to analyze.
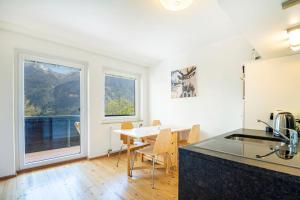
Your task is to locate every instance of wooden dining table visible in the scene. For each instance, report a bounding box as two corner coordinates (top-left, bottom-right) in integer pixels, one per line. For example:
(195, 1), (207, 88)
(113, 126), (190, 177)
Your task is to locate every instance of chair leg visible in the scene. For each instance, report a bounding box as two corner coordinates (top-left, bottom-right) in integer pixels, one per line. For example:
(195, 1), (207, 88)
(165, 154), (169, 174)
(152, 157), (155, 189)
(130, 151), (137, 177)
(116, 145), (123, 167)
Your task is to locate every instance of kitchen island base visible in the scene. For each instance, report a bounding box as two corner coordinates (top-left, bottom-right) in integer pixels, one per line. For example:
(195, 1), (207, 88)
(179, 148), (300, 200)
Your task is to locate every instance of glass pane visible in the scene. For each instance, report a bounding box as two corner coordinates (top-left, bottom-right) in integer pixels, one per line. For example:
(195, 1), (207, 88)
(24, 60), (81, 163)
(105, 74), (135, 117)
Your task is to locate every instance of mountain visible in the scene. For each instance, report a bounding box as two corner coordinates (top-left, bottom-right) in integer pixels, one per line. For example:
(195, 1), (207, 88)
(104, 75), (135, 116)
(24, 61), (135, 117)
(53, 73), (80, 115)
(24, 62), (80, 116)
(105, 75), (135, 103)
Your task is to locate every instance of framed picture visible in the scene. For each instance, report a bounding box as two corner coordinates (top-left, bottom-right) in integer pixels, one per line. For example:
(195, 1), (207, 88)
(171, 66), (197, 98)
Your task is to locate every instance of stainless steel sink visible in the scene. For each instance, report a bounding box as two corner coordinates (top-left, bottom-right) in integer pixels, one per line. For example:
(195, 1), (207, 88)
(225, 134), (284, 144)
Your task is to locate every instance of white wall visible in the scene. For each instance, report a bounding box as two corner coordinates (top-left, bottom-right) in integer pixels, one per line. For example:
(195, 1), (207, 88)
(0, 30), (149, 177)
(245, 54), (300, 130)
(0, 38), (15, 178)
(149, 36), (252, 139)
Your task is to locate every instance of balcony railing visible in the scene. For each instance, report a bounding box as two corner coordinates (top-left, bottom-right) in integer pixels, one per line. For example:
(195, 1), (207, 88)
(25, 115), (80, 154)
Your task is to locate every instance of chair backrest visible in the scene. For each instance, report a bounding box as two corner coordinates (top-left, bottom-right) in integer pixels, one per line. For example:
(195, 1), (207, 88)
(121, 121), (134, 130)
(74, 122), (80, 134)
(153, 128), (172, 155)
(152, 120), (161, 126)
(120, 121), (134, 144)
(187, 124), (200, 144)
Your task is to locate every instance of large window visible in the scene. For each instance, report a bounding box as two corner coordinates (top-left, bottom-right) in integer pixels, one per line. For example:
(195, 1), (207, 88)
(104, 73), (137, 117)
(17, 53), (87, 170)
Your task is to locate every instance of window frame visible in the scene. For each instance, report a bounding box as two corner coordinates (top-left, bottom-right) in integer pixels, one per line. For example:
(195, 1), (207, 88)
(103, 68), (141, 122)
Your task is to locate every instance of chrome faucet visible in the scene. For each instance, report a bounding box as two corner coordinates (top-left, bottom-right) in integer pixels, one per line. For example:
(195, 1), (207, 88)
(256, 119), (298, 145)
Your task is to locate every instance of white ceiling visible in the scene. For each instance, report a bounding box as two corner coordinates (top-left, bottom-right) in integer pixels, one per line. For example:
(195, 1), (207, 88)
(0, 0), (239, 66)
(1, 0), (298, 65)
(218, 0), (300, 59)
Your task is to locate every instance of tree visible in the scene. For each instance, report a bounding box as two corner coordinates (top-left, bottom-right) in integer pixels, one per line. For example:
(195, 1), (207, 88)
(25, 98), (41, 116)
(105, 98), (134, 116)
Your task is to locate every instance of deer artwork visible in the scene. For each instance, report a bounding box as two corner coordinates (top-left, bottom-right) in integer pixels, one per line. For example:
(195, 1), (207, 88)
(171, 66), (197, 98)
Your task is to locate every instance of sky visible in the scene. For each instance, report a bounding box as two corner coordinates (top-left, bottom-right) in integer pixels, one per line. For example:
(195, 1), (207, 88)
(25, 60), (81, 74)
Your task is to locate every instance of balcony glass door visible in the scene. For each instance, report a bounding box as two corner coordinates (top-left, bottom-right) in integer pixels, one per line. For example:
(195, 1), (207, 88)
(18, 54), (86, 169)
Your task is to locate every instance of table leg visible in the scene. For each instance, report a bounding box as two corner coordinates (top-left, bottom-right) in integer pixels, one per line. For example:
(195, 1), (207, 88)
(173, 131), (178, 170)
(170, 131), (178, 171)
(141, 138), (144, 162)
(127, 136), (131, 177)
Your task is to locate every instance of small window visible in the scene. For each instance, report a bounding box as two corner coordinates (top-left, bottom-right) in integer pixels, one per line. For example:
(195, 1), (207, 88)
(104, 73), (137, 117)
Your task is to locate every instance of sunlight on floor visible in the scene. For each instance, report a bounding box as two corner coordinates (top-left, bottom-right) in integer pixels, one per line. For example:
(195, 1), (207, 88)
(25, 146), (81, 163)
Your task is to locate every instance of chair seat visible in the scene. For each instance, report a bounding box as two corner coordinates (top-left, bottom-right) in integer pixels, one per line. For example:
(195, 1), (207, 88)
(134, 140), (146, 146)
(121, 140), (147, 146)
(136, 145), (156, 156)
(146, 135), (157, 140)
(144, 136), (157, 144)
(127, 141), (150, 151)
(178, 140), (189, 146)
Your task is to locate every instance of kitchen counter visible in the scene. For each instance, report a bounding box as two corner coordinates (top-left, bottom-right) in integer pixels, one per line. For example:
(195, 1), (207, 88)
(179, 129), (300, 200)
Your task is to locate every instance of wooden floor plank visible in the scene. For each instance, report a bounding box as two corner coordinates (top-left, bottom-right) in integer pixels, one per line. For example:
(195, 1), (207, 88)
(0, 153), (177, 200)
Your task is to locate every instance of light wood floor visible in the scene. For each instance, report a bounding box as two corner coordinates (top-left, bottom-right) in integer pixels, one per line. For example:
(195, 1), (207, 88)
(0, 153), (178, 200)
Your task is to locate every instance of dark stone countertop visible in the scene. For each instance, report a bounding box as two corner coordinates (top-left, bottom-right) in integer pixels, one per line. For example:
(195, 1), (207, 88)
(180, 129), (300, 177)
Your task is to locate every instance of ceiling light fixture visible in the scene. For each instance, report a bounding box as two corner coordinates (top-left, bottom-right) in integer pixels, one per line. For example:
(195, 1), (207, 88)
(287, 25), (300, 52)
(160, 0), (193, 11)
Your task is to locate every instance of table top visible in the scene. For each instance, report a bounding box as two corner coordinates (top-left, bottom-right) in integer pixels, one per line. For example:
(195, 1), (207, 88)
(113, 126), (190, 138)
